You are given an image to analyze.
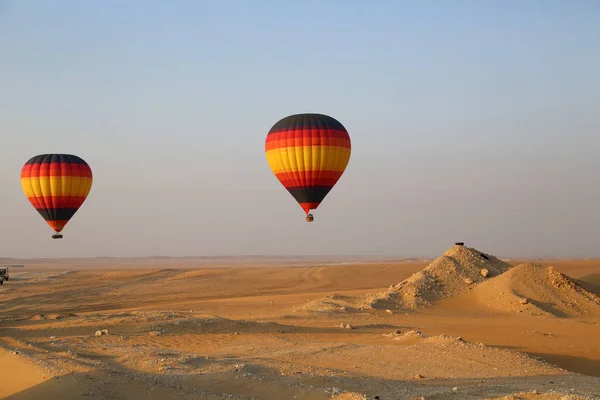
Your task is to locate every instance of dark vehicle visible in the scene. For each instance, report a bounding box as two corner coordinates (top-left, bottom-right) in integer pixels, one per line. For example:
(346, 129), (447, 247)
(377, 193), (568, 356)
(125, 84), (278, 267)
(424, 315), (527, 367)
(0, 267), (9, 284)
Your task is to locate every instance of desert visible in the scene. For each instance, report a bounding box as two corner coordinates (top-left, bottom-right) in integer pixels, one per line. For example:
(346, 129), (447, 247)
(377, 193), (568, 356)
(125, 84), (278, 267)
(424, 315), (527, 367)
(3, 1), (598, 399)
(1, 244), (599, 400)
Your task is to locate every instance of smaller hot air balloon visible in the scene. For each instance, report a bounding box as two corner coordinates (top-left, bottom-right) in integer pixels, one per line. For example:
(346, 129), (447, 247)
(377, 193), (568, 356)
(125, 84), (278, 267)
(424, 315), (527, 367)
(265, 113), (351, 222)
(20, 154), (93, 239)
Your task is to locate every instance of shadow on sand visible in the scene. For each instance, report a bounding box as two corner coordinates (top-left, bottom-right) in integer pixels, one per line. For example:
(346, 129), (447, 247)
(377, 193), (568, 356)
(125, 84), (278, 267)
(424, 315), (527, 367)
(5, 368), (600, 400)
(486, 344), (600, 378)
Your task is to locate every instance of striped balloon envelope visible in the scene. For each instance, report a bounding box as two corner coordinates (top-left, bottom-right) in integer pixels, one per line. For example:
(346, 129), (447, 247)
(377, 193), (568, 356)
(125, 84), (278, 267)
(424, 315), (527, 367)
(265, 113), (351, 222)
(20, 154), (93, 239)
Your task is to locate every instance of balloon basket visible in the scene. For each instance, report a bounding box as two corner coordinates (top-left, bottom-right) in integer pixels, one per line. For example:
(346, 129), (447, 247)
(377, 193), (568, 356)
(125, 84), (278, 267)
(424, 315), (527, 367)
(52, 234), (63, 239)
(305, 214), (314, 222)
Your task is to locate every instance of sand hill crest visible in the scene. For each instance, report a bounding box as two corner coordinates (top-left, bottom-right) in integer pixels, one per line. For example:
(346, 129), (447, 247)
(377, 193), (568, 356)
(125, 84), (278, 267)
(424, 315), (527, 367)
(463, 262), (600, 318)
(298, 245), (600, 320)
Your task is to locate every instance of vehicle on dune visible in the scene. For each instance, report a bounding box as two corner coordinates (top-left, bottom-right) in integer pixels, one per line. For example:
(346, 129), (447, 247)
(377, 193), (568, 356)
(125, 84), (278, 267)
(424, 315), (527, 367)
(0, 267), (9, 284)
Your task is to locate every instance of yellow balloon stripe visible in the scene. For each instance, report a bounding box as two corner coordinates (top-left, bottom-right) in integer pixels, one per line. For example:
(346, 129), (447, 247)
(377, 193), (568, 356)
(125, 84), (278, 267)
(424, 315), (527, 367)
(266, 145), (350, 174)
(20, 177), (93, 199)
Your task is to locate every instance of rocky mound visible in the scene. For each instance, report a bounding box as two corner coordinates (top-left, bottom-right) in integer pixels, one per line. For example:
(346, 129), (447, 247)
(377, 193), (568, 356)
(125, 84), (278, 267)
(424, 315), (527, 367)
(296, 244), (514, 313)
(467, 263), (600, 318)
(366, 244), (513, 309)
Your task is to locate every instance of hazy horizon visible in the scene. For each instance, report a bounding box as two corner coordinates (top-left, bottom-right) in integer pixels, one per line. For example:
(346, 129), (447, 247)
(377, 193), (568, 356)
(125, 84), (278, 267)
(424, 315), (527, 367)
(1, 251), (599, 262)
(1, 1), (599, 259)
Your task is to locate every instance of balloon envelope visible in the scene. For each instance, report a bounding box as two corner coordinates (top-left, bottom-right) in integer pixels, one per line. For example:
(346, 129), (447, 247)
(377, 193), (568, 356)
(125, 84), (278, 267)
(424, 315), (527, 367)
(265, 113), (351, 215)
(20, 154), (93, 234)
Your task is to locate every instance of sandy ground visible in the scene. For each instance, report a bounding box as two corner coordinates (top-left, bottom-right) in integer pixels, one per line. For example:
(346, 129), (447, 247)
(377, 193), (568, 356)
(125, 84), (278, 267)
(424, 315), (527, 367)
(0, 249), (599, 400)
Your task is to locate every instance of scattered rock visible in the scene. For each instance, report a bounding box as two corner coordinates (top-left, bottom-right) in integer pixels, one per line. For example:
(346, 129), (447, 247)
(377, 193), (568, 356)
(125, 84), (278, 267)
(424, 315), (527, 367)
(101, 329), (109, 335)
(519, 297), (529, 305)
(464, 278), (474, 285)
(415, 373), (424, 379)
(94, 331), (103, 337)
(480, 268), (489, 277)
(234, 364), (244, 372)
(149, 331), (162, 336)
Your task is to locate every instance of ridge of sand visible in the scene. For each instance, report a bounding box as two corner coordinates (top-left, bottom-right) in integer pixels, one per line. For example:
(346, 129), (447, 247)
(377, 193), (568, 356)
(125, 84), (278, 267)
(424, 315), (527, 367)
(298, 244), (513, 313)
(0, 348), (50, 398)
(460, 263), (600, 318)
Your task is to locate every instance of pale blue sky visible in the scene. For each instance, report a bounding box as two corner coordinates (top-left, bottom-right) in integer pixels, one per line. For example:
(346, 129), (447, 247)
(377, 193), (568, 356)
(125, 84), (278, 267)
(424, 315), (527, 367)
(1, 0), (599, 258)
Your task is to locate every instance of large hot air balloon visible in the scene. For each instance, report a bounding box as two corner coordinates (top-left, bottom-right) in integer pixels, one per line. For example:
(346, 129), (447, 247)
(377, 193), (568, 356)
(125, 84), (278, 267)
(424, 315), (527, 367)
(20, 154), (93, 239)
(265, 113), (351, 222)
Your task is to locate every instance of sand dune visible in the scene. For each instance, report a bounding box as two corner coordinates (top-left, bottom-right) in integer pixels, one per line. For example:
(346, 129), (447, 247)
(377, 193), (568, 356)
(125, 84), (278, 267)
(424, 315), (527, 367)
(0, 256), (599, 399)
(459, 263), (600, 318)
(298, 244), (513, 313)
(299, 245), (600, 321)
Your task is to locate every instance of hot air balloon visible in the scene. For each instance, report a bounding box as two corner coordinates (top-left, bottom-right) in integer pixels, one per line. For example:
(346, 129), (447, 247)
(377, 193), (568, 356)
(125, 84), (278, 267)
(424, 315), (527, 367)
(265, 113), (351, 222)
(20, 154), (93, 239)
